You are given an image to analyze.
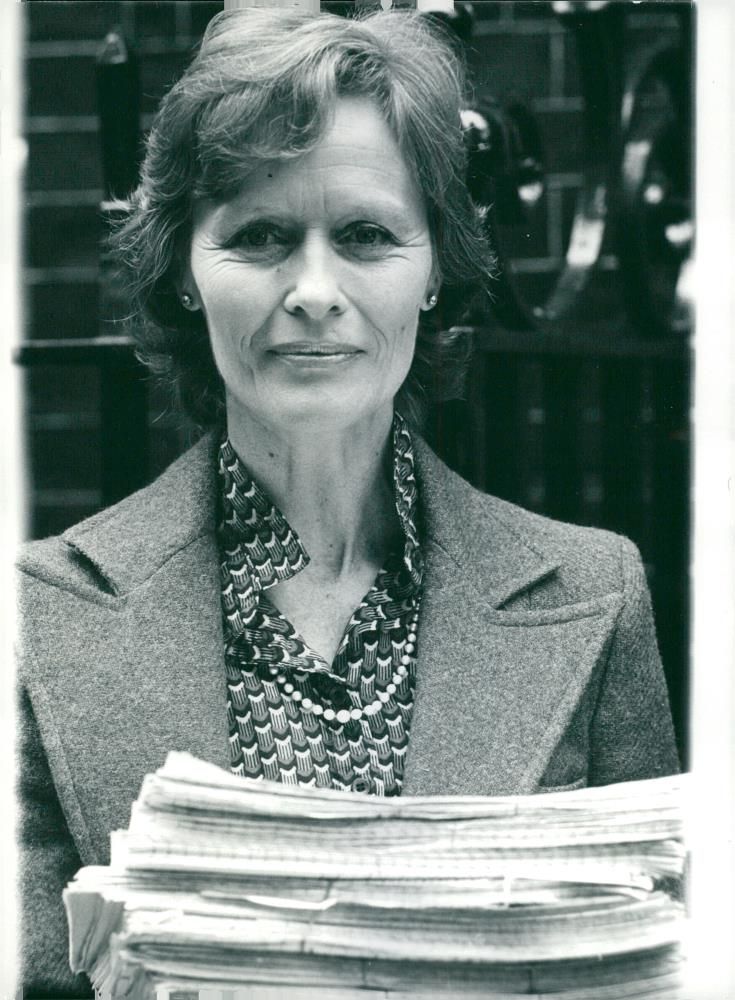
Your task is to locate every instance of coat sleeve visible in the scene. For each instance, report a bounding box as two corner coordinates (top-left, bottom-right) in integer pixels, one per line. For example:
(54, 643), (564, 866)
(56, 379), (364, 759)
(588, 536), (681, 785)
(17, 685), (94, 998)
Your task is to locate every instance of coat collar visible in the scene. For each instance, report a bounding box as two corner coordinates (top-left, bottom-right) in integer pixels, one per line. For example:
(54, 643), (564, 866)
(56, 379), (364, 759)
(412, 434), (560, 610)
(62, 429), (558, 609)
(63, 433), (221, 596)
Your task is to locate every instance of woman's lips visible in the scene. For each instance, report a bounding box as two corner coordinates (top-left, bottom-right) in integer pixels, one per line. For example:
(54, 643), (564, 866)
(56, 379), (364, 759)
(268, 342), (362, 356)
(267, 342), (364, 366)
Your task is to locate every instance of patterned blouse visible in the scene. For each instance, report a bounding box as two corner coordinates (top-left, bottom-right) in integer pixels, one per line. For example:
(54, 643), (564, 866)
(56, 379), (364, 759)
(218, 414), (424, 797)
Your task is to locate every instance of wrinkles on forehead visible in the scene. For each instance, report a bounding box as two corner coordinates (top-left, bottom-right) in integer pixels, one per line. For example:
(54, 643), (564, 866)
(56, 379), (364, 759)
(193, 92), (425, 204)
(192, 97), (430, 244)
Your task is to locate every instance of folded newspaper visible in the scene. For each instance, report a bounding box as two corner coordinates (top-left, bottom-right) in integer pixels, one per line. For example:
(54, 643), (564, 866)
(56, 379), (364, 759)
(64, 753), (687, 999)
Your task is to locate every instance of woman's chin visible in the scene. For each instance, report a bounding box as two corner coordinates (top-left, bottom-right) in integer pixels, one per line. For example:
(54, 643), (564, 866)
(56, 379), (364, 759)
(243, 363), (398, 427)
(228, 383), (393, 438)
(271, 394), (387, 431)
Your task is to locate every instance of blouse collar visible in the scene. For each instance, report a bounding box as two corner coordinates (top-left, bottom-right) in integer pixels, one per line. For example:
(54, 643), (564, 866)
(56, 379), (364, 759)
(218, 412), (423, 620)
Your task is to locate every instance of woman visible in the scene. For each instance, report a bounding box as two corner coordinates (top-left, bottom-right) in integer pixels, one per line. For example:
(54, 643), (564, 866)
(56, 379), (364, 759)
(17, 7), (679, 996)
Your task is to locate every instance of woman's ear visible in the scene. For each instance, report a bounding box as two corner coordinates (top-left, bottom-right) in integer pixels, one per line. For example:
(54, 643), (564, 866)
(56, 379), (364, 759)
(420, 270), (441, 311)
(176, 263), (201, 312)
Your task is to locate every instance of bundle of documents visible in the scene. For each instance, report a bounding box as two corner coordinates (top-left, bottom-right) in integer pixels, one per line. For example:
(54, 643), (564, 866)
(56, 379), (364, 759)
(64, 753), (687, 999)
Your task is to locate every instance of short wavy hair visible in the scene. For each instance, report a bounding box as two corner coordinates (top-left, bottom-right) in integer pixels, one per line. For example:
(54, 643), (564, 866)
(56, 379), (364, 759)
(114, 7), (496, 429)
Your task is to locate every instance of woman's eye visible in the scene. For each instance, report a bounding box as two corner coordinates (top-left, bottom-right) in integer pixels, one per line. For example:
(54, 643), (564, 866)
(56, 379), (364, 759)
(339, 223), (397, 255)
(228, 223), (291, 258)
(241, 225), (272, 247)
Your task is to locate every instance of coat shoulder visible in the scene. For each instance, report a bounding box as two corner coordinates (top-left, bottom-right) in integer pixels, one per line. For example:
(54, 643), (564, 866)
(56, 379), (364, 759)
(476, 488), (638, 604)
(413, 436), (640, 609)
(16, 432), (218, 600)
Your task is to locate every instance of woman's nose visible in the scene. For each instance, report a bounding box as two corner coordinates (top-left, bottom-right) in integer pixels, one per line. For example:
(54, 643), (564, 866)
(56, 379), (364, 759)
(283, 235), (347, 320)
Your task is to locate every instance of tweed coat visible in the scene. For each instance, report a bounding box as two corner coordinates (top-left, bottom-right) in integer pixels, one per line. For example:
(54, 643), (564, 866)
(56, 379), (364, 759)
(16, 431), (679, 996)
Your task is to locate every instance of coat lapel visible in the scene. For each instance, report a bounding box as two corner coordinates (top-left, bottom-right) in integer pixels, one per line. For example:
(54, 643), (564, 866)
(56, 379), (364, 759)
(36, 433), (230, 864)
(403, 554), (622, 795)
(403, 440), (623, 796)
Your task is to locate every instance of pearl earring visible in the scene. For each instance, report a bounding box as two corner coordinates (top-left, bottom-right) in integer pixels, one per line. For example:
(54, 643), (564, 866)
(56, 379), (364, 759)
(181, 292), (194, 309)
(426, 293), (438, 309)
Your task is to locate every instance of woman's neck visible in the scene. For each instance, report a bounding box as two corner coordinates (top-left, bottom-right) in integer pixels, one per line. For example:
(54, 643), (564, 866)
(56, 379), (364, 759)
(225, 403), (401, 581)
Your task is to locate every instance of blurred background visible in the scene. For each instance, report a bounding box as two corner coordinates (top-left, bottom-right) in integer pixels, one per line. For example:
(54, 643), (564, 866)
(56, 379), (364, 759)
(16, 0), (693, 761)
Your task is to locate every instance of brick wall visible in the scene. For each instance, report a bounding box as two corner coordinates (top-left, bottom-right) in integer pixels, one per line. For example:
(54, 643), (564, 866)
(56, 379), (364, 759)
(22, 0), (221, 538)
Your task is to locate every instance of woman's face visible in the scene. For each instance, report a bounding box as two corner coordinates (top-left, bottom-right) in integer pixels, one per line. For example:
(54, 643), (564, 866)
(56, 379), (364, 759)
(185, 96), (437, 437)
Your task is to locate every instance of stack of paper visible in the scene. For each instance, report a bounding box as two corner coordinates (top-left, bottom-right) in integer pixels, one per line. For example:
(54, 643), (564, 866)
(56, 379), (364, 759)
(64, 753), (687, 999)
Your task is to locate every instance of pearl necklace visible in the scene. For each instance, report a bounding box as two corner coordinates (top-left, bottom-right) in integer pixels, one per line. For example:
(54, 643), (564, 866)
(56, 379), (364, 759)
(267, 600), (420, 725)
